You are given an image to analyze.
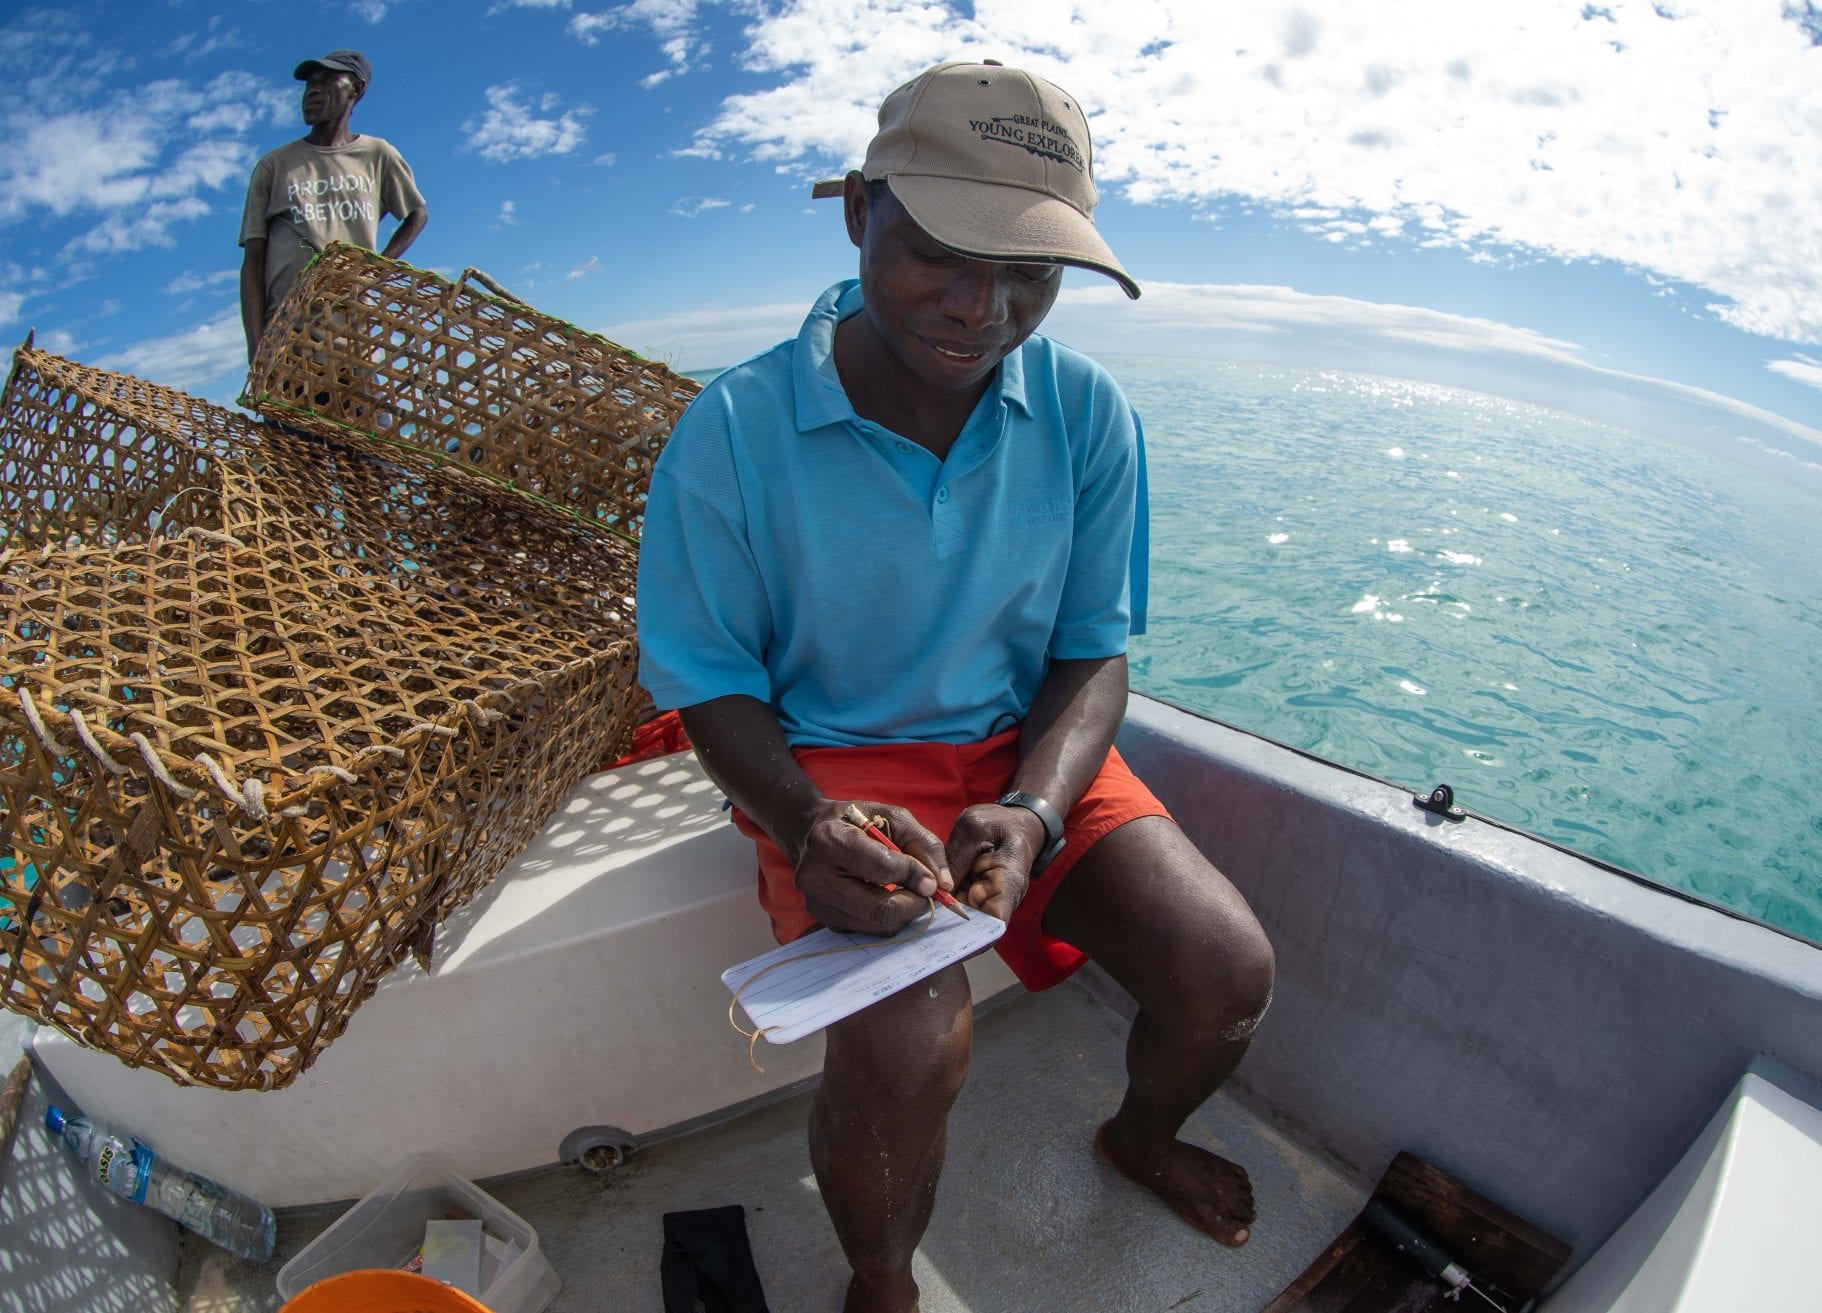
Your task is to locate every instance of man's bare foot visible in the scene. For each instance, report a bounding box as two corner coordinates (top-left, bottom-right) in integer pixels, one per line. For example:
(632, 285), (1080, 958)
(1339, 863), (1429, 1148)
(843, 1272), (920, 1313)
(1094, 1119), (1256, 1246)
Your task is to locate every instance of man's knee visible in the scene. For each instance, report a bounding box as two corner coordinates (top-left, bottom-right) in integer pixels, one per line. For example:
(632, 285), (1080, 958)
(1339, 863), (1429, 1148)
(1149, 907), (1275, 1041)
(1215, 922), (1275, 1041)
(823, 964), (973, 1102)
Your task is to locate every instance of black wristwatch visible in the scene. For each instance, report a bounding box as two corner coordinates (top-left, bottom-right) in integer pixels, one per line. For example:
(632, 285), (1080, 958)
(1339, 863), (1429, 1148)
(996, 790), (1067, 877)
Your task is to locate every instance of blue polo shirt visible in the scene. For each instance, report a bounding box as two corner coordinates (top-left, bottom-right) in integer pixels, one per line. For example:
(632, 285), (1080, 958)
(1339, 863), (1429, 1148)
(635, 279), (1149, 748)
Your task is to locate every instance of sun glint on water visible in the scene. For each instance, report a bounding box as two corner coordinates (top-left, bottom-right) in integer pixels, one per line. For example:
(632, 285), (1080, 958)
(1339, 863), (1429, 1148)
(1117, 357), (1822, 945)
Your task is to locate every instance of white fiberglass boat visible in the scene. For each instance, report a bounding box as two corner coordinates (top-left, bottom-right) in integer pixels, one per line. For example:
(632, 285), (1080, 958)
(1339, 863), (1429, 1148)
(4, 692), (1820, 1312)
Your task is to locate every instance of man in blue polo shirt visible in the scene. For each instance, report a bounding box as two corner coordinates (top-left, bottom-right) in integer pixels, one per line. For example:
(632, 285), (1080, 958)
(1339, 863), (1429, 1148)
(637, 60), (1274, 1313)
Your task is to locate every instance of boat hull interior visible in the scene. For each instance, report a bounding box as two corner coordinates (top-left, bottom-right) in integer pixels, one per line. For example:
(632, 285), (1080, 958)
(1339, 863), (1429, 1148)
(5, 693), (1821, 1311)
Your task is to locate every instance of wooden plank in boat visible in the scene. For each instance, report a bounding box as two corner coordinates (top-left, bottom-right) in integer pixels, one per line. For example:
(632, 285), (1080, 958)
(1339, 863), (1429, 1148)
(1264, 1150), (1570, 1312)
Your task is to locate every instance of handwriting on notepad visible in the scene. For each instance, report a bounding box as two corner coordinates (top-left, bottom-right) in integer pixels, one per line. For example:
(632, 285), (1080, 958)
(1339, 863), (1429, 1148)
(721, 907), (1006, 1045)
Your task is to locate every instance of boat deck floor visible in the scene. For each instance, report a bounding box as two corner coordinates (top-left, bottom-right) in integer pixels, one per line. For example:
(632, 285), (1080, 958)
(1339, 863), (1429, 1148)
(176, 973), (1368, 1312)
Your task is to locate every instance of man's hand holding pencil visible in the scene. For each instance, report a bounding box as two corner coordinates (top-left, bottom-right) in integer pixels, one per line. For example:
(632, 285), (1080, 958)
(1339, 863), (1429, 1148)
(791, 798), (954, 936)
(840, 804), (970, 919)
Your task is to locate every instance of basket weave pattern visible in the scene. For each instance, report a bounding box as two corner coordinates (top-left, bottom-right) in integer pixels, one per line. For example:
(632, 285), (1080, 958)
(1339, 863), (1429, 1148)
(245, 243), (696, 533)
(1, 345), (650, 1090)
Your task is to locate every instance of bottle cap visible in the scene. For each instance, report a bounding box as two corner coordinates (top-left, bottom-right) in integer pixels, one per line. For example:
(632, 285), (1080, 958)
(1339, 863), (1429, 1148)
(45, 1106), (67, 1134)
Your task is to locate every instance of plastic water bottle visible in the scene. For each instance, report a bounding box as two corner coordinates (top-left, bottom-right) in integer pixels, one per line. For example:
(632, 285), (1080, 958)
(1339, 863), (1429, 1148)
(45, 1106), (277, 1260)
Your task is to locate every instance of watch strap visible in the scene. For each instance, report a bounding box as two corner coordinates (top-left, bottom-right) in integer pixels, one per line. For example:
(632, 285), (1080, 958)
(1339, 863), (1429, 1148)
(996, 790), (1067, 876)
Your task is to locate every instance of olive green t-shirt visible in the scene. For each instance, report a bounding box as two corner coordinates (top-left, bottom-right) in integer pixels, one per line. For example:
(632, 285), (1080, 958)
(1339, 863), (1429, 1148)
(238, 134), (425, 322)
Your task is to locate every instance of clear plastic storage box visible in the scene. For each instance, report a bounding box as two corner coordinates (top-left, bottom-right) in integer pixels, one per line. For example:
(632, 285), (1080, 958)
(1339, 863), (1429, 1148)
(275, 1155), (560, 1313)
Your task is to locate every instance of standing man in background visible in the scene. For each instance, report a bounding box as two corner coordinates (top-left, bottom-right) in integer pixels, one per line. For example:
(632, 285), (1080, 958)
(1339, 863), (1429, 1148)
(239, 49), (429, 364)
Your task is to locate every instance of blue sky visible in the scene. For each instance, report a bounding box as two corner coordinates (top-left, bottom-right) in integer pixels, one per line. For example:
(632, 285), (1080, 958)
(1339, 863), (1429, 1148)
(5, 0), (1822, 481)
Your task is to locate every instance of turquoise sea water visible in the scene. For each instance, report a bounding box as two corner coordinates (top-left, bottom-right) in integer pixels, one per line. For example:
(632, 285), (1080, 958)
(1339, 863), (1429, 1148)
(1111, 356), (1822, 944)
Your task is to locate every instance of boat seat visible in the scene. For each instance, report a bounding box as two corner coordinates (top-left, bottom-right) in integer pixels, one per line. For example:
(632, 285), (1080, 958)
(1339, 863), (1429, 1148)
(30, 752), (1018, 1207)
(1539, 1058), (1822, 1312)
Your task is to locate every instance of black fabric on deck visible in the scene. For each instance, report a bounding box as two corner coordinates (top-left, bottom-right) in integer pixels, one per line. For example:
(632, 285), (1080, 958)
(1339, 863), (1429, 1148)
(660, 1204), (772, 1313)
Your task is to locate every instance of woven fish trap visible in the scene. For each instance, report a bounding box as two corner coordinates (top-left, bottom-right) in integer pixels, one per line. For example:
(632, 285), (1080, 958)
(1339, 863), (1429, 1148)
(1, 344), (647, 1090)
(243, 242), (698, 533)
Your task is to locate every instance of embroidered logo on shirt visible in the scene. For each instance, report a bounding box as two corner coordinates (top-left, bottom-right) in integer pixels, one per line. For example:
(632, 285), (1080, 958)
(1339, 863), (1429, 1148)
(1007, 495), (1072, 526)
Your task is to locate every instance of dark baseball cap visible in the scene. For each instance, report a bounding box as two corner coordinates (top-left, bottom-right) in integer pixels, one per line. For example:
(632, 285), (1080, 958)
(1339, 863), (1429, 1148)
(293, 50), (372, 87)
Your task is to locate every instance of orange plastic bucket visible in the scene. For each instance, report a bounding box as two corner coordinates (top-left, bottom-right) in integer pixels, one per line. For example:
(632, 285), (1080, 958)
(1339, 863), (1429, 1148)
(277, 1269), (495, 1312)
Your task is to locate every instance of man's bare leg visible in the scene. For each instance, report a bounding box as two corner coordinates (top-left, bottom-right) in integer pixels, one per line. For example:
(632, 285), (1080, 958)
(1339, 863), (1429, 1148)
(1042, 815), (1275, 1246)
(810, 959), (974, 1313)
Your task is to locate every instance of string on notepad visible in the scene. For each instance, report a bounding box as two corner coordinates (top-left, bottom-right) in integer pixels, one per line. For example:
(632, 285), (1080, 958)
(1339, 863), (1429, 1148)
(727, 898), (939, 1074)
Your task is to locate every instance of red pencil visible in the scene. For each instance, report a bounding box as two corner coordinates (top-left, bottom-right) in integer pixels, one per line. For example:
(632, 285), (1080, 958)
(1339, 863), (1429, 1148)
(841, 805), (969, 919)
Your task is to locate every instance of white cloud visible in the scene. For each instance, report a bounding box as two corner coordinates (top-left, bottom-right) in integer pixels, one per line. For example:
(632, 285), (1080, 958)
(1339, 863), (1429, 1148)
(463, 84), (592, 162)
(0, 259), (47, 326)
(256, 86), (297, 128)
(570, 11), (612, 41)
(670, 196), (731, 218)
(189, 102), (258, 134)
(1768, 355), (1822, 392)
(596, 300), (804, 371)
(498, 199), (518, 226)
(34, 327), (81, 356)
(65, 198), (213, 254)
(0, 68), (262, 252)
(3, 111), (164, 218)
(573, 0), (701, 40)
(349, 0), (405, 22)
(164, 17), (243, 62)
(670, 0), (1822, 346)
(659, 32), (701, 69)
(1, 13), (125, 105)
(572, 0), (708, 80)
(1, 325), (81, 384)
(165, 269), (239, 295)
(94, 308), (245, 399)
(492, 0), (571, 9)
(1040, 282), (1589, 369)
(600, 279), (1822, 475)
(1045, 282), (1822, 471)
(159, 138), (253, 198)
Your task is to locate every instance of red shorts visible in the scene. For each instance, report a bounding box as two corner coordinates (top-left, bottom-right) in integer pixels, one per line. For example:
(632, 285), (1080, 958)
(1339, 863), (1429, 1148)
(730, 728), (1170, 991)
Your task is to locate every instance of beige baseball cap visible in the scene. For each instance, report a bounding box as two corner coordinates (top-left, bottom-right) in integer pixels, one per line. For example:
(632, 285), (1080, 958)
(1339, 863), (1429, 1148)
(841, 59), (1139, 300)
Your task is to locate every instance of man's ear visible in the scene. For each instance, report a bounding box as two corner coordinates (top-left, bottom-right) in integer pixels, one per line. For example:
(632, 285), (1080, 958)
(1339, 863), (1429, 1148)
(351, 79), (367, 104)
(841, 171), (869, 250)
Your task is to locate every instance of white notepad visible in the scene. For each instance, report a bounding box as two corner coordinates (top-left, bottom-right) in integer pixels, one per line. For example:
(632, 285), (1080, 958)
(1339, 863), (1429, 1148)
(722, 906), (1006, 1044)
